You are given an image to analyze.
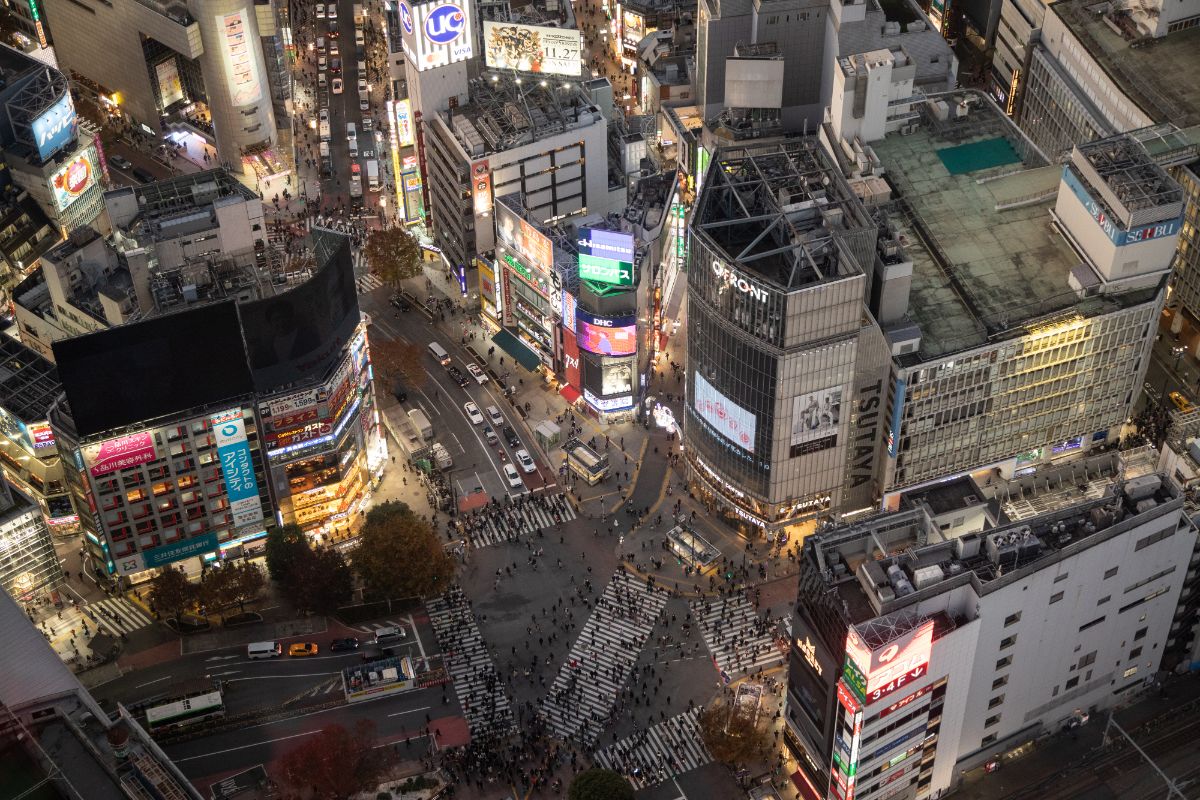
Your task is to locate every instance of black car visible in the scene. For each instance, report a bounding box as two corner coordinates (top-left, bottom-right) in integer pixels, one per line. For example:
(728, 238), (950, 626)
(390, 294), (411, 311)
(447, 367), (469, 387)
(393, 387), (408, 403)
(330, 637), (359, 652)
(503, 425), (520, 447)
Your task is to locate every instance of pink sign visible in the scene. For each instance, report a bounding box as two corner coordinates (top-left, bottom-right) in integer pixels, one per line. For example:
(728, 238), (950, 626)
(89, 432), (158, 477)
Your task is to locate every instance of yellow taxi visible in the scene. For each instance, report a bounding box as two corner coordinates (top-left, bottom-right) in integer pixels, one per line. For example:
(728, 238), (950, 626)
(288, 642), (320, 657)
(1169, 391), (1196, 414)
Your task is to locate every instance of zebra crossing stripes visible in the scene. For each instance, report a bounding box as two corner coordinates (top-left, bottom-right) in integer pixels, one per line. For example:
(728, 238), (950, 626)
(464, 497), (577, 548)
(356, 273), (383, 293)
(426, 587), (516, 738)
(693, 595), (783, 680)
(539, 572), (669, 746)
(593, 709), (712, 789)
(88, 597), (156, 636)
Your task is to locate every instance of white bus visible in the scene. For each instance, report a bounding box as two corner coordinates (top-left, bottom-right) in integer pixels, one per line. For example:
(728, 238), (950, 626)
(144, 690), (224, 733)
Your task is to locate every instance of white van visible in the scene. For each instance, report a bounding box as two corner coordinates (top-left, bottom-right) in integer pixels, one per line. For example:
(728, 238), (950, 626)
(373, 625), (406, 643)
(503, 463), (524, 489)
(428, 341), (451, 365)
(486, 405), (504, 427)
(247, 641), (282, 659)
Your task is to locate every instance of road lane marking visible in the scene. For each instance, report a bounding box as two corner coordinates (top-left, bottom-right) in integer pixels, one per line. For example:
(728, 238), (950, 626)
(171, 730), (317, 762)
(135, 676), (173, 688)
(386, 704), (432, 718)
(406, 613), (426, 660)
(226, 671), (342, 681)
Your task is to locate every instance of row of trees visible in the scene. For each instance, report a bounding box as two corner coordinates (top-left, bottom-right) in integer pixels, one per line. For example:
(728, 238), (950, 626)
(148, 562), (264, 626)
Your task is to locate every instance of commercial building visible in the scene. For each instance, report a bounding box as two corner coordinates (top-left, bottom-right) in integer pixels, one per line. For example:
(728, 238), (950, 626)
(0, 587), (202, 800)
(422, 75), (610, 271)
(684, 95), (1175, 536)
(40, 0), (289, 180)
(784, 454), (1197, 799)
(0, 479), (60, 605)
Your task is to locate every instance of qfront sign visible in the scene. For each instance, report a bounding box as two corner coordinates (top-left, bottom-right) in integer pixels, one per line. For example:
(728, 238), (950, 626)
(712, 259), (768, 303)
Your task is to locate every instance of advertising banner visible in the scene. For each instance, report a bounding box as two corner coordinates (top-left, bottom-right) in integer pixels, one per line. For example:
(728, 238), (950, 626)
(394, 98), (415, 147)
(142, 531), (220, 569)
(577, 310), (636, 356)
(471, 159), (492, 217)
(211, 409), (264, 527)
(27, 422), (55, 450)
(405, 0), (474, 71)
(497, 203), (554, 273)
(88, 433), (158, 477)
(483, 21), (582, 76)
(155, 59), (185, 108)
(266, 387), (322, 418)
(601, 357), (634, 395)
(562, 328), (581, 389)
(32, 93), (77, 161)
(845, 619), (935, 699)
(577, 227), (635, 286)
(790, 388), (841, 457)
(219, 10), (263, 106)
(622, 8), (645, 49)
(692, 372), (756, 453)
(49, 148), (98, 212)
(561, 291), (578, 334)
(584, 388), (633, 411)
(887, 379), (906, 458)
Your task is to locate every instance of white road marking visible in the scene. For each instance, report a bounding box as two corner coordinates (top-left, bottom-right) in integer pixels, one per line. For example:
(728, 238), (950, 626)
(135, 676), (173, 688)
(406, 613), (426, 660)
(387, 704), (432, 718)
(171, 730), (316, 762)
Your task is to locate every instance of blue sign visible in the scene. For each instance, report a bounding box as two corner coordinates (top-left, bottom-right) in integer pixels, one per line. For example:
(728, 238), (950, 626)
(457, 264), (467, 296)
(888, 379), (906, 458)
(399, 1), (413, 33)
(143, 531), (220, 568)
(424, 3), (466, 43)
(212, 409), (264, 528)
(32, 94), (78, 161)
(1062, 167), (1182, 247)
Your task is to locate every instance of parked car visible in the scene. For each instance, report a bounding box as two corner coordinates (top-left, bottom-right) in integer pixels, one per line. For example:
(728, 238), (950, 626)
(464, 402), (485, 425)
(330, 637), (360, 652)
(288, 642), (319, 657)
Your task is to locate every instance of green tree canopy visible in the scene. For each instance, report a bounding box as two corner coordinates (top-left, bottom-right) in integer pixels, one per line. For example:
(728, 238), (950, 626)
(287, 546), (354, 615)
(149, 567), (194, 624)
(568, 768), (635, 800)
(363, 227), (423, 287)
(353, 501), (455, 600)
(265, 524), (310, 583)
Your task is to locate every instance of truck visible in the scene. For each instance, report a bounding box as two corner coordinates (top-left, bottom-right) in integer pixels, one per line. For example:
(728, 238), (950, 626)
(407, 408), (432, 441)
(365, 159), (379, 192)
(431, 443), (453, 471)
(319, 118), (330, 141)
(353, 3), (364, 24)
(349, 163), (363, 205)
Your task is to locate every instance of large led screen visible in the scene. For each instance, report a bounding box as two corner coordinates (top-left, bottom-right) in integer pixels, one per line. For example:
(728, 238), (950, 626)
(577, 309), (636, 356)
(790, 388), (841, 457)
(692, 372), (756, 453)
(482, 21), (582, 76)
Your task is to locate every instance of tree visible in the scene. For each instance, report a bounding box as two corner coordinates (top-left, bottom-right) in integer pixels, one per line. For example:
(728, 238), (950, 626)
(568, 769), (635, 800)
(196, 565), (235, 621)
(697, 697), (773, 767)
(226, 561), (265, 612)
(149, 567), (194, 625)
(286, 547), (354, 615)
(371, 338), (427, 390)
(363, 226), (423, 287)
(278, 721), (382, 799)
(354, 501), (455, 600)
(265, 524), (310, 583)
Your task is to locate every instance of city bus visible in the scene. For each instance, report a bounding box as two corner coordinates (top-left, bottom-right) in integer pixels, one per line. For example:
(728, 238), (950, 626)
(144, 690), (225, 733)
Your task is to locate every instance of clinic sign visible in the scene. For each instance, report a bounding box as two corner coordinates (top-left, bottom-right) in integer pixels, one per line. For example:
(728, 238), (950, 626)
(211, 408), (264, 528)
(405, 0), (475, 71)
(1062, 166), (1182, 246)
(88, 432), (158, 477)
(32, 94), (78, 161)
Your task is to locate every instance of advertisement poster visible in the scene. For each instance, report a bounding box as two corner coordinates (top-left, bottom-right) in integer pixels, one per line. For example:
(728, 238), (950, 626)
(577, 310), (636, 356)
(790, 388), (841, 457)
(497, 203), (553, 272)
(561, 291), (578, 334)
(601, 358), (634, 395)
(88, 433), (158, 477)
(49, 149), (98, 212)
(472, 159), (492, 216)
(32, 93), (77, 161)
(220, 10), (263, 106)
(394, 98), (414, 147)
(156, 59), (185, 108)
(693, 372), (756, 453)
(482, 21), (582, 76)
(408, 0), (474, 71)
(577, 226), (635, 286)
(211, 409), (264, 527)
(27, 422), (55, 450)
(622, 9), (645, 49)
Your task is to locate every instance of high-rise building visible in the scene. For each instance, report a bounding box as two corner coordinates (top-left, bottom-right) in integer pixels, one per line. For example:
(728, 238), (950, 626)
(684, 94), (1176, 536)
(783, 452), (1196, 800)
(0, 480), (61, 605)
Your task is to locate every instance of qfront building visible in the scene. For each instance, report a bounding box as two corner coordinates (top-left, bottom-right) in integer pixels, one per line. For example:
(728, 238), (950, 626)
(683, 93), (1176, 536)
(783, 454), (1197, 800)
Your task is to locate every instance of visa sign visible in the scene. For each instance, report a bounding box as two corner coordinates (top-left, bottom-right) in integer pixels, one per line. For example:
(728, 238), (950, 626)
(32, 94), (78, 161)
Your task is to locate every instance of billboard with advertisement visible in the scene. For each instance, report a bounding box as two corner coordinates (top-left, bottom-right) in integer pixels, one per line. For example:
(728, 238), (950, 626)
(601, 357), (634, 395)
(471, 159), (492, 216)
(87, 433), (158, 477)
(496, 203), (553, 273)
(577, 227), (635, 286)
(577, 310), (636, 356)
(693, 372), (756, 453)
(393, 98), (415, 147)
(562, 328), (581, 388)
(622, 9), (645, 49)
(49, 148), (98, 212)
(156, 59), (185, 108)
(561, 291), (578, 334)
(482, 21), (582, 76)
(584, 387), (633, 411)
(845, 619), (935, 699)
(144, 531), (220, 568)
(219, 10), (263, 106)
(32, 93), (78, 161)
(790, 388), (841, 457)
(211, 408), (264, 528)
(402, 0), (474, 71)
(27, 422), (55, 450)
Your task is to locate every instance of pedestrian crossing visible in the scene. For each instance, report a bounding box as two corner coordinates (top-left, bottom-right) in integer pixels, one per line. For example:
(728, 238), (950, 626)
(87, 596), (156, 636)
(539, 571), (669, 746)
(426, 586), (516, 738)
(356, 273), (383, 293)
(693, 595), (784, 680)
(459, 493), (577, 549)
(593, 709), (713, 789)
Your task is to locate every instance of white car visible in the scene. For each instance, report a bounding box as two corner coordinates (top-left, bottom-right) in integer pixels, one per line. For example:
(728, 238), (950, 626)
(330, 41), (339, 57)
(503, 463), (524, 489)
(358, 77), (368, 93)
(515, 449), (536, 474)
(486, 405), (504, 427)
(355, 28), (366, 46)
(331, 77), (343, 94)
(464, 402), (484, 425)
(327, 3), (337, 18)
(466, 364), (487, 384)
(316, 3), (326, 17)
(318, 52), (327, 68)
(359, 95), (370, 112)
(319, 108), (329, 123)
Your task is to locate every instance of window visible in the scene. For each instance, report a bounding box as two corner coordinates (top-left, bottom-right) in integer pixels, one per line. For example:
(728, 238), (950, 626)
(1054, 572), (1069, 583)
(988, 694), (1005, 709)
(1130, 647), (1142, 660)
(1004, 612), (1022, 627)
(1000, 635), (1017, 649)
(1135, 528), (1174, 551)
(1104, 566), (1119, 579)
(1098, 595), (1111, 606)
(1050, 591), (1064, 604)
(981, 734), (998, 746)
(1134, 627), (1147, 641)
(1078, 651), (1097, 668)
(1079, 616), (1106, 632)
(1123, 666), (1138, 678)
(992, 676), (1008, 690)
(996, 656), (1013, 670)
(1124, 567), (1176, 594)
(985, 714), (1001, 728)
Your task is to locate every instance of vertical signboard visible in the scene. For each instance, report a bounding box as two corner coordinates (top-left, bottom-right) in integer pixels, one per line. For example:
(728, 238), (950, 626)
(471, 159), (492, 216)
(562, 328), (582, 389)
(219, 10), (264, 106)
(887, 379), (906, 458)
(406, 0), (475, 71)
(211, 408), (264, 528)
(32, 94), (78, 161)
(394, 98), (415, 147)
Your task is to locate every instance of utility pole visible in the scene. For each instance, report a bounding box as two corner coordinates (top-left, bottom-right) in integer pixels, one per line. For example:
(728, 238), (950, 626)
(1100, 712), (1188, 799)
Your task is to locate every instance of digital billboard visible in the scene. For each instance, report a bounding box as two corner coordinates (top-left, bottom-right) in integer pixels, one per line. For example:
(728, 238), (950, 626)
(693, 372), (756, 453)
(472, 159), (492, 216)
(482, 21), (582, 76)
(577, 227), (635, 287)
(845, 618), (935, 703)
(49, 148), (98, 212)
(601, 357), (634, 395)
(790, 388), (841, 457)
(32, 93), (77, 161)
(219, 10), (263, 106)
(211, 408), (264, 528)
(497, 203), (553, 272)
(622, 8), (645, 50)
(54, 301), (254, 437)
(393, 98), (414, 147)
(86, 433), (159, 477)
(403, 0), (474, 71)
(584, 387), (632, 411)
(577, 310), (636, 356)
(240, 230), (360, 392)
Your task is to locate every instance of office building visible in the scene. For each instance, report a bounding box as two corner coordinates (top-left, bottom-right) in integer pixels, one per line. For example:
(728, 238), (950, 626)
(0, 587), (202, 800)
(0, 480), (61, 604)
(783, 453), (1197, 800)
(684, 95), (1175, 536)
(0, 333), (78, 532)
(422, 75), (610, 271)
(40, 0), (289, 180)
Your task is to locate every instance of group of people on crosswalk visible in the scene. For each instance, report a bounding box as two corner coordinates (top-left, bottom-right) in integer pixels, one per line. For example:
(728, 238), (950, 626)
(455, 491), (575, 550)
(594, 708), (713, 789)
(694, 595), (785, 679)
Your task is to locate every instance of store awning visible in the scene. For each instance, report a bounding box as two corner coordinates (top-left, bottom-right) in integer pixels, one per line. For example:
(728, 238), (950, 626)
(492, 329), (541, 371)
(560, 385), (582, 404)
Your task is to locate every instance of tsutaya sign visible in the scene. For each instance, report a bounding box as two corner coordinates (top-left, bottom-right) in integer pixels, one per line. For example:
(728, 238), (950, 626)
(712, 259), (768, 303)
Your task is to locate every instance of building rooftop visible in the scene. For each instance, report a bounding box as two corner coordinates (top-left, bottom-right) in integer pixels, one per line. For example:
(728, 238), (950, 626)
(0, 332), (60, 422)
(873, 90), (1159, 360)
(1052, 0), (1200, 130)
(445, 77), (603, 156)
(106, 168), (260, 242)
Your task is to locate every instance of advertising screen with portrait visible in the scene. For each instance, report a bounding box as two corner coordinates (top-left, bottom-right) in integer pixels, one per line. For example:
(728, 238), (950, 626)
(601, 358), (634, 395)
(692, 372), (756, 453)
(496, 202), (553, 273)
(790, 388), (841, 457)
(49, 148), (98, 212)
(483, 21), (582, 76)
(577, 310), (636, 356)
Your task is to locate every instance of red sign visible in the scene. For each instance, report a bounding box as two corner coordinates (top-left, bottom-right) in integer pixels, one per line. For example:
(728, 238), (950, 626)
(878, 685), (930, 719)
(562, 328), (581, 390)
(88, 432), (157, 477)
(272, 408), (319, 430)
(836, 681), (861, 715)
(846, 619), (935, 695)
(867, 663), (928, 705)
(27, 421), (55, 449)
